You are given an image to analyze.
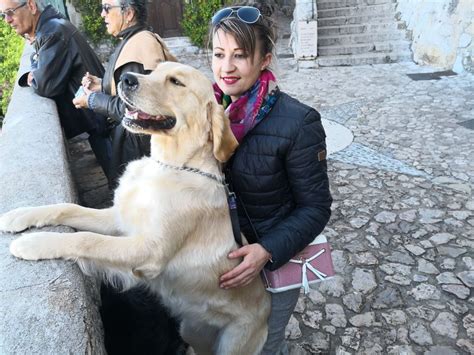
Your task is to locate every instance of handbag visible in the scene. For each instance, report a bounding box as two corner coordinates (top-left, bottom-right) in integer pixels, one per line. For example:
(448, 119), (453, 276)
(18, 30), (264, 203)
(262, 234), (335, 294)
(228, 190), (335, 294)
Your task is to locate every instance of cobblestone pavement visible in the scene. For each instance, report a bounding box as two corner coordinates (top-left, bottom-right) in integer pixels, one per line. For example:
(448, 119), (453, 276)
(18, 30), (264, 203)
(69, 55), (473, 354)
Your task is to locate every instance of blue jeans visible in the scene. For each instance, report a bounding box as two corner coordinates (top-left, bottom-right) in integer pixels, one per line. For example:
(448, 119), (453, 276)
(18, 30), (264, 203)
(261, 288), (300, 355)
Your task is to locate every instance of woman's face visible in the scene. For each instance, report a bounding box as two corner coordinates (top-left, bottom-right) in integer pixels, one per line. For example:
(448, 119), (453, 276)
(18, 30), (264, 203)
(212, 29), (271, 102)
(101, 0), (127, 37)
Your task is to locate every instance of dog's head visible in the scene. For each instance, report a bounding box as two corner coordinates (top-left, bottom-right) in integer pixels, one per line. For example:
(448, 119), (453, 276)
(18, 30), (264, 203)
(118, 62), (238, 163)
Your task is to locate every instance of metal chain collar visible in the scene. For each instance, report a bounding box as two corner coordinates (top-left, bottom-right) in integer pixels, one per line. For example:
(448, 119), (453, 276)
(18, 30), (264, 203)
(154, 159), (225, 185)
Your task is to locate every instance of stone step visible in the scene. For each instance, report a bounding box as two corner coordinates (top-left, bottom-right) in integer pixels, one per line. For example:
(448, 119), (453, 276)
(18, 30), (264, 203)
(317, 21), (401, 36)
(318, 31), (405, 46)
(164, 36), (200, 55)
(318, 15), (396, 27)
(164, 36), (192, 48)
(318, 40), (411, 56)
(315, 51), (413, 66)
(316, 3), (396, 19)
(317, 0), (394, 10)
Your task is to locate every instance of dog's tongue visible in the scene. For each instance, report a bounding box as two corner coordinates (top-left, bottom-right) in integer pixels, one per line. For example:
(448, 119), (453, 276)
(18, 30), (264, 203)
(137, 111), (154, 120)
(126, 108), (158, 120)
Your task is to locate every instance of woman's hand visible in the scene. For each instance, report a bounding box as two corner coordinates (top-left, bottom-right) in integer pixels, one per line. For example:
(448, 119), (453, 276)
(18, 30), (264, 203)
(82, 72), (101, 93)
(72, 93), (89, 109)
(219, 243), (272, 289)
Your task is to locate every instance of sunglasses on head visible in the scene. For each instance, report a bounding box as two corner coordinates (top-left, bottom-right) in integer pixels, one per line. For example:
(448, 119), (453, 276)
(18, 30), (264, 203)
(211, 6), (261, 26)
(101, 3), (123, 14)
(0, 2), (26, 20)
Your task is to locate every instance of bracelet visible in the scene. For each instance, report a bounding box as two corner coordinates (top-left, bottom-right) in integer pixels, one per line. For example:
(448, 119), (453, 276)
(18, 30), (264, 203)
(87, 92), (97, 110)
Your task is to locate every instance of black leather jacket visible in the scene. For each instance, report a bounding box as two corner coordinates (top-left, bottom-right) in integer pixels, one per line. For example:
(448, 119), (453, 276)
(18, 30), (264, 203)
(227, 92), (332, 270)
(19, 5), (105, 139)
(88, 25), (151, 122)
(88, 25), (154, 186)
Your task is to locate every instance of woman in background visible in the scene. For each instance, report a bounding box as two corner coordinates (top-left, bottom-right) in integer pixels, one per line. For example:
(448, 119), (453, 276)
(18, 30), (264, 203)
(73, 0), (176, 188)
(73, 1), (183, 354)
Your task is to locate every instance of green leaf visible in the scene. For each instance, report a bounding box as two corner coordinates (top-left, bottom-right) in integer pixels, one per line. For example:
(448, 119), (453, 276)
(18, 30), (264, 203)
(0, 20), (24, 121)
(182, 0), (230, 48)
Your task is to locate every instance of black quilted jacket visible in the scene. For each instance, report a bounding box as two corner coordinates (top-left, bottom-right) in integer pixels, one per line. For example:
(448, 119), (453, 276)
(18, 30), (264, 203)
(227, 92), (332, 271)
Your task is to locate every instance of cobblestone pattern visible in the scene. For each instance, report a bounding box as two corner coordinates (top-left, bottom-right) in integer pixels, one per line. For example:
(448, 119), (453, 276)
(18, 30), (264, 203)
(69, 55), (473, 354)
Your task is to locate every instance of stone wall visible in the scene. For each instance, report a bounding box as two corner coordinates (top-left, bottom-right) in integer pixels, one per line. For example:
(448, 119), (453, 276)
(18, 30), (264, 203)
(65, 0), (83, 28)
(0, 45), (105, 354)
(396, 0), (473, 73)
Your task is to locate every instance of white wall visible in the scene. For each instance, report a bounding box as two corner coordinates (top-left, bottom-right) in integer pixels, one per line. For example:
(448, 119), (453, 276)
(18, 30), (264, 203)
(396, 0), (473, 72)
(290, 0), (318, 59)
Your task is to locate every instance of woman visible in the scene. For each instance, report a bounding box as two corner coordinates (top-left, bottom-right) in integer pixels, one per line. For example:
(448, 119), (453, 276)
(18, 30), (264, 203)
(210, 5), (332, 354)
(73, 1), (183, 354)
(73, 0), (176, 188)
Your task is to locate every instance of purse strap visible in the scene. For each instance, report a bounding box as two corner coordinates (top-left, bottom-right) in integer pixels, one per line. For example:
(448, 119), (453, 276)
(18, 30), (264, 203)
(236, 195), (260, 244)
(225, 158), (259, 246)
(227, 178), (273, 265)
(226, 185), (243, 246)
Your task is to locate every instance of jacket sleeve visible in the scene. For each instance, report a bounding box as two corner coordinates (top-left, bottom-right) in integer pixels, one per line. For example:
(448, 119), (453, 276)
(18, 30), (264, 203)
(88, 62), (146, 122)
(259, 110), (332, 270)
(18, 52), (39, 87)
(29, 33), (74, 97)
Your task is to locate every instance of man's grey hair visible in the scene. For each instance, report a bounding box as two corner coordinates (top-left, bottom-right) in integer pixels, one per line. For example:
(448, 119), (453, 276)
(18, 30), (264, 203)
(12, 0), (49, 11)
(35, 0), (49, 11)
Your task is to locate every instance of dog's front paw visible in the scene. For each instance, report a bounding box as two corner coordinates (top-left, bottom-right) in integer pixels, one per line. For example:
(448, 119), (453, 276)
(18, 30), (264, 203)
(10, 233), (59, 260)
(0, 207), (41, 233)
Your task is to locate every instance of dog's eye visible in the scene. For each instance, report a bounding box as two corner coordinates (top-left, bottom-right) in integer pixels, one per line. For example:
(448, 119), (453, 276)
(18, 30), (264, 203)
(169, 77), (185, 87)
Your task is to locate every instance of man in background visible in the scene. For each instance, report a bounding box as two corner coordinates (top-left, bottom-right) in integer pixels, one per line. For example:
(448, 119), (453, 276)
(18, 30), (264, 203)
(0, 0), (111, 179)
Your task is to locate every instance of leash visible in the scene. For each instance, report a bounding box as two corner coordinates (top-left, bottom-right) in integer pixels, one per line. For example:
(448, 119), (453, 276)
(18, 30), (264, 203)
(154, 159), (243, 246)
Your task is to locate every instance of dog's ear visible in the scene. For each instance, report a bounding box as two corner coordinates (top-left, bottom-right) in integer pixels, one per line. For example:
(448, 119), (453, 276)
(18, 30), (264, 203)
(207, 101), (238, 162)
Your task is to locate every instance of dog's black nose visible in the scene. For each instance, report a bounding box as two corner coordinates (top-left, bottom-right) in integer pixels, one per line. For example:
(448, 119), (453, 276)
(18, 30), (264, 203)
(120, 73), (139, 91)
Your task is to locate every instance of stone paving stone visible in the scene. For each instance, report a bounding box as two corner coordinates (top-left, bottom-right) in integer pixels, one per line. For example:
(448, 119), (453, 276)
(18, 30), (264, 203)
(372, 287), (404, 309)
(430, 311), (459, 339)
(425, 346), (460, 355)
(409, 322), (433, 346)
(381, 309), (407, 325)
(457, 271), (474, 287)
(463, 313), (474, 338)
(68, 53), (474, 354)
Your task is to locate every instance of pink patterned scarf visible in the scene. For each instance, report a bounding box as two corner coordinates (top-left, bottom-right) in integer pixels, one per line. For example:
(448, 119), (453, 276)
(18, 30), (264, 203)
(214, 70), (278, 142)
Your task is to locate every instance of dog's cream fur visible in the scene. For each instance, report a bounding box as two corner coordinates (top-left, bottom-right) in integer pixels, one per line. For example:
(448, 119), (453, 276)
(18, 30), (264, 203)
(0, 62), (271, 355)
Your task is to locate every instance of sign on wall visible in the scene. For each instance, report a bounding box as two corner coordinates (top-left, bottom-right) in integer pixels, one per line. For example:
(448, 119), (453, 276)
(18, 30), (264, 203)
(296, 20), (318, 59)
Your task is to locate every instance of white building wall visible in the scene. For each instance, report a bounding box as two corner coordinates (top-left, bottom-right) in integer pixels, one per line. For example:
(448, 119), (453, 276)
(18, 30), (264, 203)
(290, 0), (318, 59)
(396, 0), (473, 72)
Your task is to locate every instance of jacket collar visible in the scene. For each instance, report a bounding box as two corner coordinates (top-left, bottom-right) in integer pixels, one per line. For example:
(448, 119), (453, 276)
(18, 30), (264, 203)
(117, 24), (149, 41)
(36, 5), (64, 34)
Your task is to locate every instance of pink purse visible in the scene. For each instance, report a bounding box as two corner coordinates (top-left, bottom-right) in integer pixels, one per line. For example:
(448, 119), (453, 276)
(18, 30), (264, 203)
(262, 234), (335, 294)
(227, 191), (335, 294)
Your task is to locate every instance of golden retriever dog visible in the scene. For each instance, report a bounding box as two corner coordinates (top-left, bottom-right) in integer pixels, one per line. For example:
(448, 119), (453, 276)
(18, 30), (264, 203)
(0, 62), (271, 355)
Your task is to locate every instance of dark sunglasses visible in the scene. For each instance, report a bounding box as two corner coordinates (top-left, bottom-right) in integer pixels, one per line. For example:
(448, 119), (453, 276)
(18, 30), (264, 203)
(101, 3), (123, 14)
(0, 2), (26, 20)
(211, 6), (261, 26)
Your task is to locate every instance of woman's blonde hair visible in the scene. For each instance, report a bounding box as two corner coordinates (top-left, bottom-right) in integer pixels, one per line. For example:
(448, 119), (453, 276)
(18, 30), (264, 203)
(208, 3), (277, 64)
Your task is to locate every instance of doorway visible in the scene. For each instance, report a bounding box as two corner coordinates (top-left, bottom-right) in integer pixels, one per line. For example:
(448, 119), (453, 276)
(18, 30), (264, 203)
(147, 0), (184, 37)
